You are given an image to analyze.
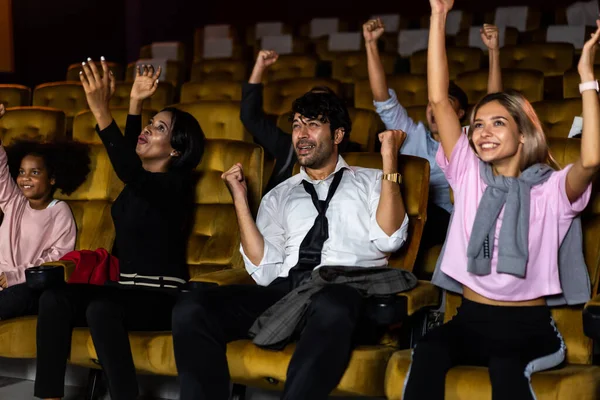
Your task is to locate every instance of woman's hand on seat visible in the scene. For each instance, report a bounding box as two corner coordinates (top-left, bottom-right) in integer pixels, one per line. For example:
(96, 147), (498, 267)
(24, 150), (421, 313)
(80, 57), (116, 130)
(130, 64), (162, 102)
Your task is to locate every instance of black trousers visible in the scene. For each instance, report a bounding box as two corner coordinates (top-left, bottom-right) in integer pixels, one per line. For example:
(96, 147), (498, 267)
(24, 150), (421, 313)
(172, 279), (384, 400)
(0, 283), (39, 320)
(403, 299), (565, 400)
(34, 284), (178, 400)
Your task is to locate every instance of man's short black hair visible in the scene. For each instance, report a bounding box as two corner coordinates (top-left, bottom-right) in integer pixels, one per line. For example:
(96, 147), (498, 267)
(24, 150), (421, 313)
(290, 88), (352, 144)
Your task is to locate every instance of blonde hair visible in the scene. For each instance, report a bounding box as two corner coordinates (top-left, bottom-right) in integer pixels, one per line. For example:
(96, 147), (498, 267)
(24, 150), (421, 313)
(468, 90), (559, 170)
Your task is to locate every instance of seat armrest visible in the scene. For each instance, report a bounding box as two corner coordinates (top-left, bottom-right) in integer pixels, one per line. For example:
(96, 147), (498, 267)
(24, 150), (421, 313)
(583, 293), (600, 341)
(41, 260), (76, 281)
(396, 280), (441, 316)
(190, 268), (255, 286)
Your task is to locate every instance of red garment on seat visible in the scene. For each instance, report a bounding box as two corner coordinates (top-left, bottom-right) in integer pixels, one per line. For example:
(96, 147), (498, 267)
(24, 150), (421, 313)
(62, 248), (120, 285)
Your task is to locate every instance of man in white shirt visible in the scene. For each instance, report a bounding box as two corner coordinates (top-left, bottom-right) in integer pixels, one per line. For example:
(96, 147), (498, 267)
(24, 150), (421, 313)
(172, 89), (410, 400)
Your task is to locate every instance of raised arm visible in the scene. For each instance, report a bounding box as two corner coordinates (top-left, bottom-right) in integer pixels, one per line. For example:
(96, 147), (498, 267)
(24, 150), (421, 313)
(126, 65), (162, 146)
(481, 24), (502, 93)
(364, 18), (390, 102)
(566, 21), (600, 203)
(222, 163), (265, 265)
(376, 130), (408, 236)
(241, 50), (293, 160)
(428, 0), (463, 160)
(0, 107), (22, 211)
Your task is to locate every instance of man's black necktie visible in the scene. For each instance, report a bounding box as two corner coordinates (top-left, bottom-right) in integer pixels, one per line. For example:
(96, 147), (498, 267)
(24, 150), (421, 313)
(288, 168), (345, 288)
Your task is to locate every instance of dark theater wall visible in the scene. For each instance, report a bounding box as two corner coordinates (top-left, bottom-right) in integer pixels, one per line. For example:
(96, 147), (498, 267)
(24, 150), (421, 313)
(1, 0), (584, 87)
(7, 0), (127, 87)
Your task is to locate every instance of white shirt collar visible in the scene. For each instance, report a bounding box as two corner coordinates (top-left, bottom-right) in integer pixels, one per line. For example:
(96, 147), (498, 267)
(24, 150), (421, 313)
(297, 155), (355, 185)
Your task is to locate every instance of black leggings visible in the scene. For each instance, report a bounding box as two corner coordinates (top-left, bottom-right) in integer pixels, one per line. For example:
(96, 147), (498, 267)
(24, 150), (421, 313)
(403, 298), (565, 400)
(0, 283), (39, 320)
(34, 284), (178, 400)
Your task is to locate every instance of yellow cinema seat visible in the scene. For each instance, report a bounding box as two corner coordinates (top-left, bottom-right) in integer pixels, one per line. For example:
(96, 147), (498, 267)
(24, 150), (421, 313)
(331, 51), (397, 84)
(262, 55), (318, 83)
(0, 84), (31, 108)
(456, 68), (544, 105)
(263, 78), (343, 115)
(354, 75), (428, 110)
(180, 81), (242, 103)
(0, 106), (66, 144)
(411, 47), (483, 79)
(108, 82), (174, 112)
(500, 43), (574, 77)
(193, 26), (244, 63)
(563, 66), (600, 99)
(32, 82), (88, 133)
(174, 101), (252, 142)
(534, 99), (581, 138)
(190, 60), (248, 83)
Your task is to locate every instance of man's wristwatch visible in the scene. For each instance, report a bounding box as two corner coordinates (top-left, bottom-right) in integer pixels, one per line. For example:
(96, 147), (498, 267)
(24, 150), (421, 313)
(383, 173), (402, 184)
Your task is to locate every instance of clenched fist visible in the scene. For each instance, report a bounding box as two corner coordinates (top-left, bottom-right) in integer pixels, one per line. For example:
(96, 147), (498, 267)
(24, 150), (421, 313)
(255, 50), (279, 70)
(379, 130), (407, 157)
(480, 24), (499, 51)
(221, 163), (248, 202)
(430, 0), (454, 14)
(363, 18), (385, 43)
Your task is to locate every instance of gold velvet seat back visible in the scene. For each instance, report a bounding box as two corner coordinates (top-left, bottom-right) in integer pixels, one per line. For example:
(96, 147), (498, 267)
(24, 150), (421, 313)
(411, 47), (483, 79)
(0, 84), (31, 108)
(456, 68), (545, 105)
(109, 82), (174, 112)
(190, 60), (247, 82)
(187, 139), (263, 277)
(173, 101), (252, 142)
(501, 43), (574, 77)
(263, 55), (318, 83)
(331, 51), (397, 84)
(354, 74), (428, 110)
(180, 81), (242, 103)
(32, 81), (89, 133)
(263, 78), (343, 115)
(0, 106), (66, 144)
(533, 99), (581, 138)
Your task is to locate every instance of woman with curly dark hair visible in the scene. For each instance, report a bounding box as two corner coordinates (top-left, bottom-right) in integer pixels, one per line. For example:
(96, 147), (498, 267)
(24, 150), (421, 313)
(0, 104), (90, 321)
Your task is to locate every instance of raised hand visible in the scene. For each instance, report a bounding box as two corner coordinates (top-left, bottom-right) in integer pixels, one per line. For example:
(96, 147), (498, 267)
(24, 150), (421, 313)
(130, 64), (162, 101)
(0, 104), (5, 119)
(480, 24), (500, 51)
(80, 57), (116, 129)
(363, 18), (385, 43)
(430, 0), (454, 14)
(221, 163), (248, 203)
(578, 19), (600, 82)
(379, 129), (407, 157)
(255, 50), (279, 70)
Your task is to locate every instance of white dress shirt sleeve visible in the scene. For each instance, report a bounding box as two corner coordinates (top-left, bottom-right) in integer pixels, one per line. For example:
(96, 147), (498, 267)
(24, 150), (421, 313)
(368, 172), (409, 253)
(240, 192), (287, 286)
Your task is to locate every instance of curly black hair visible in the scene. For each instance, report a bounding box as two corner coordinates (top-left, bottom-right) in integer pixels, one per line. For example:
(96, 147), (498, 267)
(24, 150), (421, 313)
(289, 87), (352, 144)
(6, 139), (91, 196)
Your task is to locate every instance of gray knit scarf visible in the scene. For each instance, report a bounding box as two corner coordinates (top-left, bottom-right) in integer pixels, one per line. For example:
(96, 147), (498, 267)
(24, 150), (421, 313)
(467, 161), (554, 276)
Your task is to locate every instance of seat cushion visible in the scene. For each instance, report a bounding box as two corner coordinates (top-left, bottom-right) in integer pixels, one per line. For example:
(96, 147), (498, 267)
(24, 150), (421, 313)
(0, 316), (37, 358)
(385, 349), (600, 400)
(227, 340), (396, 396)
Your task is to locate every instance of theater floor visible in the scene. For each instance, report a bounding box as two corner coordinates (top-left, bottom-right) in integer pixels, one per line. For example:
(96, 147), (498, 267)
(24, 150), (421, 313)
(0, 376), (385, 399)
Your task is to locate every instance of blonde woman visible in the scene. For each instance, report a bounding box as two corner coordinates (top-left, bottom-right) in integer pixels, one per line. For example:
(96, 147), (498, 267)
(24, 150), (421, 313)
(402, 0), (600, 399)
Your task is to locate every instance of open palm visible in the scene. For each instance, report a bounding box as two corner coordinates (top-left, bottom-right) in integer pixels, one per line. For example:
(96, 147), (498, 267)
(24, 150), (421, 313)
(130, 65), (162, 101)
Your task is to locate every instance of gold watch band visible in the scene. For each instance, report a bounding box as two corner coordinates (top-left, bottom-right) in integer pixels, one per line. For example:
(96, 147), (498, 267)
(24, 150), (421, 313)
(382, 173), (402, 184)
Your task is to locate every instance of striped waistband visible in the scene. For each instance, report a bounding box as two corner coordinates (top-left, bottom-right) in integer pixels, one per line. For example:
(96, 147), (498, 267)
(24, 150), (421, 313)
(117, 273), (187, 289)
